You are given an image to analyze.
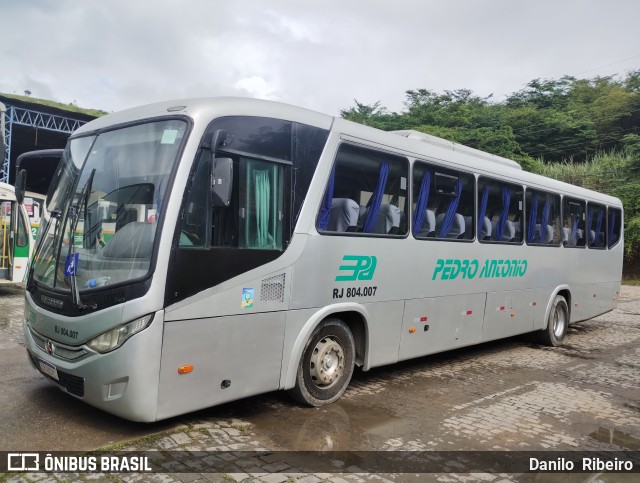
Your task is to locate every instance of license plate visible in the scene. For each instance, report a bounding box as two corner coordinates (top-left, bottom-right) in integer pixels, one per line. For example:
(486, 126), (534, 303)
(38, 359), (59, 381)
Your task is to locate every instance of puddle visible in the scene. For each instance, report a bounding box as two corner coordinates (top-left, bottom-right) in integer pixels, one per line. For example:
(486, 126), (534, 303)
(589, 427), (640, 450)
(251, 402), (415, 451)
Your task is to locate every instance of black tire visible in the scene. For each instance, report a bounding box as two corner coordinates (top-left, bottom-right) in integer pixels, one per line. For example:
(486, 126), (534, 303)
(537, 295), (569, 346)
(288, 318), (355, 407)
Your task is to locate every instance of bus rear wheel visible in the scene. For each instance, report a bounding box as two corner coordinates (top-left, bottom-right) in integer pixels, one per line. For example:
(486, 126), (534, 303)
(288, 318), (355, 406)
(537, 295), (569, 346)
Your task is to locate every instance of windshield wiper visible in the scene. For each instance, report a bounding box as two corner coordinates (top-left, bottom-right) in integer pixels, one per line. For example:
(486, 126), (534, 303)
(67, 169), (97, 310)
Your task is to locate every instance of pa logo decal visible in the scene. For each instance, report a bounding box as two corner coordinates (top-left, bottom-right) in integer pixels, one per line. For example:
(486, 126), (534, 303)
(335, 255), (377, 282)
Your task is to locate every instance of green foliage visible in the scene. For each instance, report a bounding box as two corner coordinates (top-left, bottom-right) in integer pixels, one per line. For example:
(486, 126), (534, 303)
(625, 215), (640, 261)
(341, 71), (640, 164)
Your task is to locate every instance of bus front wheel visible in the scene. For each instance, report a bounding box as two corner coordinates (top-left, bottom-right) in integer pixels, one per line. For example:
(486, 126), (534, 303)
(289, 318), (355, 406)
(537, 295), (569, 346)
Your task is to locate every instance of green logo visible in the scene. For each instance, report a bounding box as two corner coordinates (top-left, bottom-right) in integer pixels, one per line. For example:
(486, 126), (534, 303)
(336, 255), (377, 282)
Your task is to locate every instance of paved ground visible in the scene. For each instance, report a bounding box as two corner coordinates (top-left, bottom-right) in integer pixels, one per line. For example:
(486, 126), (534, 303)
(1, 285), (639, 482)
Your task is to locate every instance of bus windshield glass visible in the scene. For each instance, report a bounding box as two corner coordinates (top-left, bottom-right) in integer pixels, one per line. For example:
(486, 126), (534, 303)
(32, 119), (187, 291)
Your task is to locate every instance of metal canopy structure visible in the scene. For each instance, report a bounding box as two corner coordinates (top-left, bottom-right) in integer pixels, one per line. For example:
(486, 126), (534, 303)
(0, 96), (99, 186)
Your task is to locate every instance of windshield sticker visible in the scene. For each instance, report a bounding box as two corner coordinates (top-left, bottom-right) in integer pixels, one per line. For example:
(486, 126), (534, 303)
(64, 253), (79, 277)
(242, 288), (254, 308)
(160, 129), (178, 144)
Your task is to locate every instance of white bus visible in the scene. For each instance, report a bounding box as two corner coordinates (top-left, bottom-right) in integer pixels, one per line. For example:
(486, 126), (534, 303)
(0, 181), (34, 284)
(22, 98), (623, 422)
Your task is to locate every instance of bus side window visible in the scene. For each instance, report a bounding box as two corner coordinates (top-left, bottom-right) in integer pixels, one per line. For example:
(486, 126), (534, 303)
(179, 150), (210, 248)
(608, 207), (622, 249)
(587, 202), (607, 249)
(412, 162), (475, 240)
(478, 177), (523, 243)
(316, 144), (408, 236)
(525, 189), (561, 246)
(562, 198), (586, 247)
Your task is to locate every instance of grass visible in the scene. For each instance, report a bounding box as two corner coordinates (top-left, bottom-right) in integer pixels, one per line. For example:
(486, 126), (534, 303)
(622, 277), (640, 286)
(0, 92), (108, 118)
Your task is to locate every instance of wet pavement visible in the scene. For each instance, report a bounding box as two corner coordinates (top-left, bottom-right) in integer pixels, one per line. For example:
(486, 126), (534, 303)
(1, 285), (639, 482)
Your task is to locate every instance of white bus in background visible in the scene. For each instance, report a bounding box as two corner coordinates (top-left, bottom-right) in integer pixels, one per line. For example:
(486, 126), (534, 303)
(23, 191), (47, 240)
(0, 180), (34, 284)
(16, 149), (64, 242)
(21, 98), (623, 422)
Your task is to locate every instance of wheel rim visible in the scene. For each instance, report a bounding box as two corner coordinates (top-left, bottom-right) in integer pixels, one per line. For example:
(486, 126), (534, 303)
(553, 305), (567, 338)
(309, 336), (345, 388)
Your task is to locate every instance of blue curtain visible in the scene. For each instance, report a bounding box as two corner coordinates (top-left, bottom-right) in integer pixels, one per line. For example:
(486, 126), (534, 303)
(539, 200), (551, 242)
(594, 210), (603, 246)
(527, 193), (538, 243)
(317, 167), (336, 230)
(495, 186), (511, 241)
(477, 185), (489, 238)
(570, 215), (579, 245)
(412, 171), (431, 235)
(586, 206), (594, 243)
(363, 162), (390, 233)
(438, 179), (463, 238)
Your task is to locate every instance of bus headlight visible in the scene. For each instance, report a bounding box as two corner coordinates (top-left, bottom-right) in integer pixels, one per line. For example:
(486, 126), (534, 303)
(87, 314), (154, 353)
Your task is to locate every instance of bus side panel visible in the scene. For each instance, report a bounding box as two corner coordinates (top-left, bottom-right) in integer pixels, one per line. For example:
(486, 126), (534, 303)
(482, 289), (536, 341)
(157, 312), (285, 420)
(399, 293), (485, 361)
(581, 281), (616, 321)
(280, 300), (404, 390)
(363, 300), (404, 369)
(532, 287), (554, 331)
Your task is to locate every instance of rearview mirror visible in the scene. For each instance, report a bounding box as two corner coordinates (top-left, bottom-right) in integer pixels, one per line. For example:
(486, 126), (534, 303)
(15, 169), (26, 204)
(211, 157), (233, 207)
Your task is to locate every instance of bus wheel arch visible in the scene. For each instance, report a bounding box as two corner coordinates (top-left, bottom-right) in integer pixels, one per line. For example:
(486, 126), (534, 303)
(333, 310), (367, 367)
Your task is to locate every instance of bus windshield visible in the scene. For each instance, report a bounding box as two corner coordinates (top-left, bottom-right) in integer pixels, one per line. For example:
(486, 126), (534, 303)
(32, 119), (187, 291)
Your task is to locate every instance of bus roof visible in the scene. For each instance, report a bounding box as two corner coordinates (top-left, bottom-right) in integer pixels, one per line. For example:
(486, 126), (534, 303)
(72, 97), (622, 208)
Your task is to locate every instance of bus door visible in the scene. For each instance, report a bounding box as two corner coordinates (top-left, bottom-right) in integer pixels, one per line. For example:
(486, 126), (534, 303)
(0, 199), (31, 282)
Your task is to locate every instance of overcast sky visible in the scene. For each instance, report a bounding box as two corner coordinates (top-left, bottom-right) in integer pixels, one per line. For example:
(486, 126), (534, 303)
(2, 0), (639, 117)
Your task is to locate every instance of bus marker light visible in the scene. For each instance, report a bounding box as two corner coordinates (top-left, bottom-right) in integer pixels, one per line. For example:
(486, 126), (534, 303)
(531, 302), (537, 306)
(593, 294), (597, 297)
(409, 328), (416, 333)
(497, 306), (505, 311)
(420, 316), (428, 322)
(466, 310), (472, 315)
(511, 312), (516, 317)
(178, 365), (193, 374)
(16, 265), (22, 269)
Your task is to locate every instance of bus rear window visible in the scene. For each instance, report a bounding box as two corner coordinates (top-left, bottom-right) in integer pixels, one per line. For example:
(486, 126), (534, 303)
(608, 207), (622, 249)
